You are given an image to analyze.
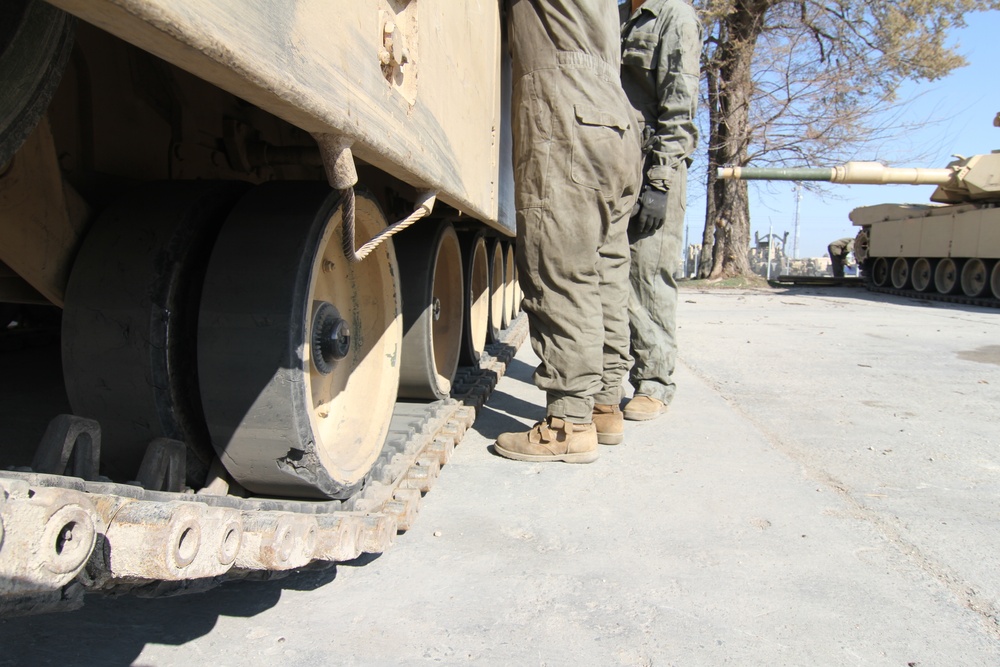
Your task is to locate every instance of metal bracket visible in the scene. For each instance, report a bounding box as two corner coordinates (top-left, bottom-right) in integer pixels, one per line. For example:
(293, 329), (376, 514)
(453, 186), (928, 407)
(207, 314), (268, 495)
(31, 414), (101, 481)
(313, 133), (358, 190)
(135, 438), (187, 493)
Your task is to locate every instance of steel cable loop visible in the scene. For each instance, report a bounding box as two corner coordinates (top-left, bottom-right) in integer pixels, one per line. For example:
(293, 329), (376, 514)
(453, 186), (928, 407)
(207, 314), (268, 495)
(340, 187), (357, 262)
(339, 187), (437, 264)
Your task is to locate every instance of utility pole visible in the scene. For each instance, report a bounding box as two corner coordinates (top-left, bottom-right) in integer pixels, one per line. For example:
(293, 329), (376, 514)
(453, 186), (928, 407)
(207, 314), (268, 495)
(793, 183), (802, 259)
(684, 224), (689, 277)
(766, 220), (774, 280)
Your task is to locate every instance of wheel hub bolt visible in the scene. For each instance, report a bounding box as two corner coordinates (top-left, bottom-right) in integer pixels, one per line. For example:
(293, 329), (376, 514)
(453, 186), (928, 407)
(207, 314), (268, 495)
(324, 318), (351, 361)
(312, 303), (351, 374)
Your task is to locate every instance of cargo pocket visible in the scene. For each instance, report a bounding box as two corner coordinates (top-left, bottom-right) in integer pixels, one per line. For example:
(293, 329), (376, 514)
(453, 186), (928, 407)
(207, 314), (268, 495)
(513, 74), (552, 210)
(622, 33), (658, 71)
(570, 103), (631, 195)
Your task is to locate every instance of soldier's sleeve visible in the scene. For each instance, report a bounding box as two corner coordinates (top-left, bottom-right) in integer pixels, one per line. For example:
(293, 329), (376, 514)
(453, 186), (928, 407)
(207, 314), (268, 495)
(646, 6), (702, 191)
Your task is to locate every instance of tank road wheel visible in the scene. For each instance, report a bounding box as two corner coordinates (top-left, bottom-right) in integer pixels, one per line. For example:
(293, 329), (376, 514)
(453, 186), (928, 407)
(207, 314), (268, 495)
(991, 262), (1000, 300)
(0, 0), (75, 166)
(62, 182), (250, 484)
(199, 184), (401, 499)
(458, 230), (489, 365)
(871, 257), (890, 288)
(890, 257), (912, 290)
(396, 220), (464, 400)
(911, 258), (934, 293)
(512, 261), (521, 316)
(960, 258), (990, 298)
(487, 238), (505, 343)
(503, 241), (515, 328)
(934, 258), (962, 295)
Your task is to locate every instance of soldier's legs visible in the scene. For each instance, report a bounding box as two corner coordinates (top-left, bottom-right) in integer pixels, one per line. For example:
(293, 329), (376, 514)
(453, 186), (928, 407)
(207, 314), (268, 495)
(594, 194), (632, 408)
(829, 245), (845, 277)
(518, 202), (606, 423)
(512, 67), (639, 424)
(627, 164), (686, 406)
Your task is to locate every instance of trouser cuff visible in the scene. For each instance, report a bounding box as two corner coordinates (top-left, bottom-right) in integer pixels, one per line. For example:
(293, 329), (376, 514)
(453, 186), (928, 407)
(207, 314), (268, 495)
(631, 381), (675, 406)
(547, 393), (593, 424)
(593, 386), (623, 406)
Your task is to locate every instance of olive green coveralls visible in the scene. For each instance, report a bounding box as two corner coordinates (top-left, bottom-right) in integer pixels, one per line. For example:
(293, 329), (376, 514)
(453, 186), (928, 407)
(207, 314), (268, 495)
(620, 0), (702, 406)
(508, 0), (642, 423)
(828, 237), (855, 278)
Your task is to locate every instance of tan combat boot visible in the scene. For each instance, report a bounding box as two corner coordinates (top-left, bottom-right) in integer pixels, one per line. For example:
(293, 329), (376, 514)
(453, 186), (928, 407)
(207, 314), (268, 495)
(592, 404), (623, 445)
(623, 395), (667, 421)
(494, 417), (598, 463)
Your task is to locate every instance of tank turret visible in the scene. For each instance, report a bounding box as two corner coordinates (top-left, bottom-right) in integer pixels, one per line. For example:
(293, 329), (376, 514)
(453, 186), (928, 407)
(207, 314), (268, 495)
(718, 153), (1000, 204)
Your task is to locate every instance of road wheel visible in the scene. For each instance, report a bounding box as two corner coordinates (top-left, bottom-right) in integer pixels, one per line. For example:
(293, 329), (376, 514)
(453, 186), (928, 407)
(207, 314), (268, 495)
(396, 220), (463, 400)
(458, 230), (489, 365)
(934, 258), (961, 295)
(487, 238), (504, 343)
(871, 257), (890, 288)
(960, 258), (990, 298)
(911, 258), (934, 292)
(62, 182), (249, 485)
(199, 184), (401, 499)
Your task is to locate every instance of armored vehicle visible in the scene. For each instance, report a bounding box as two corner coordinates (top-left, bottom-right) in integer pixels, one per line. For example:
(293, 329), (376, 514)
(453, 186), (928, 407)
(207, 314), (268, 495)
(0, 0), (521, 615)
(718, 154), (1000, 303)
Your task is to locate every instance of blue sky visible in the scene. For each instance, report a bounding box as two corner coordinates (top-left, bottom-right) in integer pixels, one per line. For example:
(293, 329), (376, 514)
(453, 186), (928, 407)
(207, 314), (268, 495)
(684, 8), (1000, 259)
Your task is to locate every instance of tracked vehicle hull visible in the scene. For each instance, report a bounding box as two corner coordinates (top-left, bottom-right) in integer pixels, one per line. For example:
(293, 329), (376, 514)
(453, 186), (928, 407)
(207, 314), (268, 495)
(852, 202), (1000, 307)
(0, 0), (519, 614)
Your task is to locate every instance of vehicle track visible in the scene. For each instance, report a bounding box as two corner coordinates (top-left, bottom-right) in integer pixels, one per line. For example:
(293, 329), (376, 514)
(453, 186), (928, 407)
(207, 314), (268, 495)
(0, 316), (528, 616)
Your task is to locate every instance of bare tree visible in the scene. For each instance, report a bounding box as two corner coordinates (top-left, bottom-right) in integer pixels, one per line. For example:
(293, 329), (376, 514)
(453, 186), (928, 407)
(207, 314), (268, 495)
(693, 0), (1000, 279)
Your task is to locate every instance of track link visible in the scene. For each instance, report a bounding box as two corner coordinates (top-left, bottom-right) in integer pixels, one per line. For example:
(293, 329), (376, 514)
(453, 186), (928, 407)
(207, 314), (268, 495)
(771, 273), (1000, 308)
(865, 284), (1000, 309)
(0, 315), (528, 616)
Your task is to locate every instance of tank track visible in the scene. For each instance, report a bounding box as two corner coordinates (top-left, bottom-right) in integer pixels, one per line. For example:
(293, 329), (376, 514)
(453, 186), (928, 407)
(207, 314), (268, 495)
(773, 271), (1000, 308)
(0, 316), (528, 617)
(865, 283), (1000, 309)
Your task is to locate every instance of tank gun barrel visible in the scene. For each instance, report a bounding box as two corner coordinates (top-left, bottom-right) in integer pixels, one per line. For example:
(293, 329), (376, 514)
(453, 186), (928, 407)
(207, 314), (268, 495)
(717, 162), (954, 185)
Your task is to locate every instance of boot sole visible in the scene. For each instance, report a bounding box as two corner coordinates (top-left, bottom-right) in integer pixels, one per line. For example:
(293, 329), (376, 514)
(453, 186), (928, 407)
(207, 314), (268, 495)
(597, 432), (623, 445)
(494, 444), (599, 463)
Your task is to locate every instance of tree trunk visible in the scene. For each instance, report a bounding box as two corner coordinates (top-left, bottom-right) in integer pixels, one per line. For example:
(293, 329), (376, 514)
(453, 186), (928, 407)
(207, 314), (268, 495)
(708, 175), (751, 278)
(697, 47), (719, 279)
(699, 2), (765, 279)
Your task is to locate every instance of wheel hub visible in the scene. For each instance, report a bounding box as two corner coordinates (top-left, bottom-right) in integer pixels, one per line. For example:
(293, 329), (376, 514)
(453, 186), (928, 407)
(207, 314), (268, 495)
(312, 302), (350, 374)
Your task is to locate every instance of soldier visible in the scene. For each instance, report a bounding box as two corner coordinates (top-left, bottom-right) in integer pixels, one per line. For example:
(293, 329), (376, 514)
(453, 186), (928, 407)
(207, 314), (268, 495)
(828, 237), (855, 278)
(495, 0), (642, 463)
(619, 0), (702, 421)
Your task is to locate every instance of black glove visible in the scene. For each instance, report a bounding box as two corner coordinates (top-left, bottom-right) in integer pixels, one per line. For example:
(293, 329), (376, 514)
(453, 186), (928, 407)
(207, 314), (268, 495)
(632, 186), (668, 235)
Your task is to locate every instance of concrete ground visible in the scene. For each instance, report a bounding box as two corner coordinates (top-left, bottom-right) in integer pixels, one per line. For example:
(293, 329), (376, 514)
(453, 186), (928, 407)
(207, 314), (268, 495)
(2, 285), (999, 666)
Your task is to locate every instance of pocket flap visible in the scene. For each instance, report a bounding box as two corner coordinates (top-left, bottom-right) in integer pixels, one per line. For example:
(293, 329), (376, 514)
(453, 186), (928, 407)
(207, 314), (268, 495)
(574, 104), (630, 131)
(622, 33), (657, 69)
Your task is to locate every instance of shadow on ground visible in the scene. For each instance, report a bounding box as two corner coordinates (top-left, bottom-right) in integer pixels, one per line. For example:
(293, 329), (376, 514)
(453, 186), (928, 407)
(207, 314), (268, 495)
(0, 558), (378, 666)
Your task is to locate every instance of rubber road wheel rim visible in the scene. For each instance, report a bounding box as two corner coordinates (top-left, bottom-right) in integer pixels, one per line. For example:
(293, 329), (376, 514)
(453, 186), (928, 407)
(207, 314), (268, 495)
(961, 258), (989, 297)
(487, 239), (504, 343)
(198, 184), (401, 499)
(503, 241), (515, 328)
(890, 257), (911, 289)
(458, 230), (489, 365)
(61, 181), (249, 485)
(871, 257), (889, 288)
(911, 258), (933, 292)
(396, 220), (464, 400)
(0, 0), (75, 166)
(934, 258), (960, 295)
(991, 261), (1000, 299)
